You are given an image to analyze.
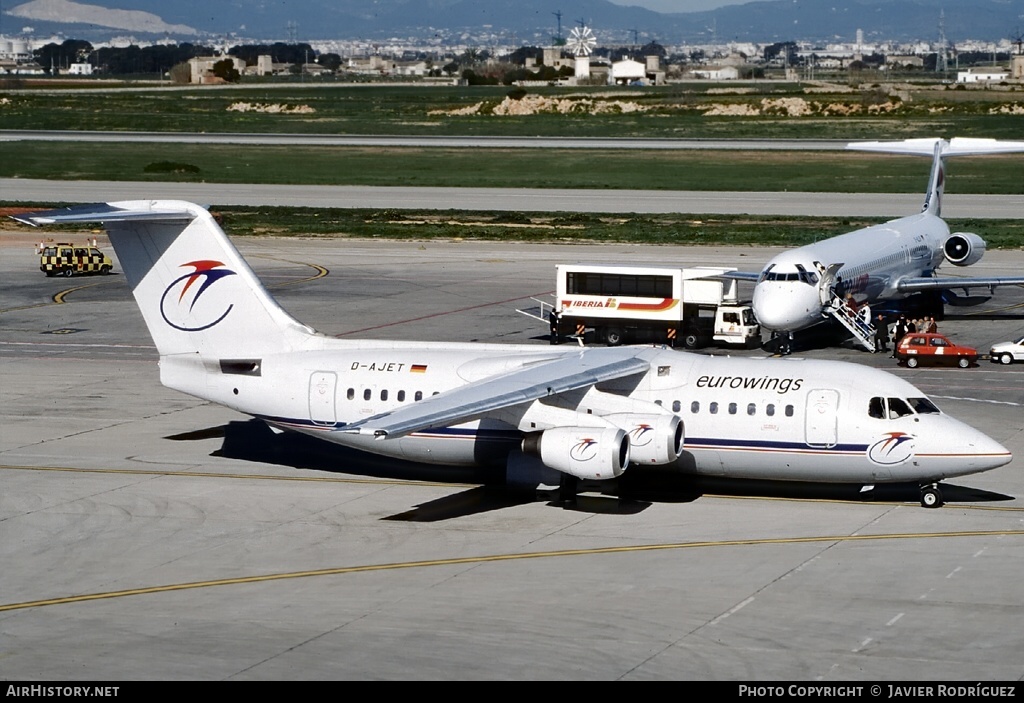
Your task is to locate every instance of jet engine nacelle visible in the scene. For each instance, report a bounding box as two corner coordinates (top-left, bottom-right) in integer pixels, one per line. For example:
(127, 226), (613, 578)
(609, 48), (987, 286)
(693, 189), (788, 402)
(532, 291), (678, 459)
(943, 232), (986, 267)
(522, 427), (629, 480)
(604, 413), (684, 465)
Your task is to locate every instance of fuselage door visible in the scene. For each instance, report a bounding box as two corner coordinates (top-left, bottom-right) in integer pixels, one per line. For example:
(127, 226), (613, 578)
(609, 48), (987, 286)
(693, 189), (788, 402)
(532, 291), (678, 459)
(309, 371), (338, 426)
(815, 262), (844, 306)
(804, 388), (839, 448)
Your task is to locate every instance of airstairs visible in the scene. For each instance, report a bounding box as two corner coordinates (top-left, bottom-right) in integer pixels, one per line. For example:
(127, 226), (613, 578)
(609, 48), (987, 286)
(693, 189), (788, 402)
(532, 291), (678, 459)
(825, 293), (876, 352)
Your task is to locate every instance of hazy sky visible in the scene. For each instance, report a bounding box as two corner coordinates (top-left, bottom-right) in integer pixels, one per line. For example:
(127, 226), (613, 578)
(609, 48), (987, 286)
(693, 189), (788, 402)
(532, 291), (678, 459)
(606, 0), (747, 12)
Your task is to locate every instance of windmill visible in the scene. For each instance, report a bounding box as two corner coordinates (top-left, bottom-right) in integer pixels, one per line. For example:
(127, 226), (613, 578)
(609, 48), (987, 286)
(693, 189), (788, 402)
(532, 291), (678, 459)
(568, 24), (597, 80)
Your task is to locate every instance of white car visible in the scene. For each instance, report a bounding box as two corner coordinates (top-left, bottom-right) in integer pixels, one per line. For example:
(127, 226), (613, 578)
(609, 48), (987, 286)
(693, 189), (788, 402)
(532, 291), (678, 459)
(989, 335), (1024, 365)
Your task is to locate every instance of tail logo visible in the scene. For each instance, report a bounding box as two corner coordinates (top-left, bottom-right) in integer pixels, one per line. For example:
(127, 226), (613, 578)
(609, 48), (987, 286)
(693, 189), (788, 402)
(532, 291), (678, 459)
(867, 432), (916, 465)
(160, 260), (237, 331)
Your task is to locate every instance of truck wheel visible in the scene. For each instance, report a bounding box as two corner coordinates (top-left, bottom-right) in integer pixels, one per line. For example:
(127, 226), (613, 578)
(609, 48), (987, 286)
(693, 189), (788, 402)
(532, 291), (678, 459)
(683, 333), (700, 349)
(63, 268), (74, 277)
(605, 328), (624, 347)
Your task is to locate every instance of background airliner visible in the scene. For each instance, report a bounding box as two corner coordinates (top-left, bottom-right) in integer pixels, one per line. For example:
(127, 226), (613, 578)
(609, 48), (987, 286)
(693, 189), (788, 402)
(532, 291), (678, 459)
(734, 137), (1024, 353)
(14, 200), (1013, 508)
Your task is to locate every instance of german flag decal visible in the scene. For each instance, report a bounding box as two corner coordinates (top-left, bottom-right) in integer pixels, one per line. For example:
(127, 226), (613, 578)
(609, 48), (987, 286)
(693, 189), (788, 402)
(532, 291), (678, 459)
(410, 364), (428, 373)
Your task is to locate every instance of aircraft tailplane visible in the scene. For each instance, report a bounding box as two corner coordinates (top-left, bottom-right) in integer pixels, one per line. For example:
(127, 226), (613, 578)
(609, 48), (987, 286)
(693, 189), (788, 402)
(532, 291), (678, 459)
(846, 137), (1024, 218)
(14, 201), (317, 359)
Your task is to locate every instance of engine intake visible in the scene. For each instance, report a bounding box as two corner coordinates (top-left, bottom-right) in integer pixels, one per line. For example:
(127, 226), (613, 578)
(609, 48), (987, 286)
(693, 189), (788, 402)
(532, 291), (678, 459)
(604, 413), (684, 465)
(522, 427), (629, 480)
(943, 232), (986, 267)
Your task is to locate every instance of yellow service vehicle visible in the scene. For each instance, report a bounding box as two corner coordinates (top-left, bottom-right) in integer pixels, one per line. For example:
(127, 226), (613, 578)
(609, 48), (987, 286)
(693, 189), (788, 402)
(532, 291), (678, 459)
(40, 242), (114, 277)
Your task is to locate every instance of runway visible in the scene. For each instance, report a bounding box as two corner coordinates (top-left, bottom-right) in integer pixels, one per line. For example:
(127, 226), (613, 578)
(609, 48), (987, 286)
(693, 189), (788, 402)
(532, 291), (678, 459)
(1, 233), (1022, 681)
(3, 178), (1023, 218)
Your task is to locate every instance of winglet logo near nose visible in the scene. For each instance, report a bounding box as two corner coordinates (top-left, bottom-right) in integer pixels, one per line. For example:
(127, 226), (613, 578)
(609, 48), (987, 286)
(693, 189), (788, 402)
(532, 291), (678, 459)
(160, 260), (237, 331)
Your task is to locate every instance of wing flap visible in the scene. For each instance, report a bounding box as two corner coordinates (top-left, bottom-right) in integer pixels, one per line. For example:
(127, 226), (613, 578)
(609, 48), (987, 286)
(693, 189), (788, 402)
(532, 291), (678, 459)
(343, 349), (652, 438)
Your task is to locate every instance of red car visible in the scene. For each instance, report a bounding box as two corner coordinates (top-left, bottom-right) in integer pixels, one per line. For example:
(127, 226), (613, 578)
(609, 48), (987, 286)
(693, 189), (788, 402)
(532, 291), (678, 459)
(896, 332), (978, 368)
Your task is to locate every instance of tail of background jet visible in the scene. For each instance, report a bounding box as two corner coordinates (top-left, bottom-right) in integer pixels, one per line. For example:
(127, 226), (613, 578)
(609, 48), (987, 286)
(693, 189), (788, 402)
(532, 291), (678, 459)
(846, 137), (1024, 218)
(14, 201), (317, 359)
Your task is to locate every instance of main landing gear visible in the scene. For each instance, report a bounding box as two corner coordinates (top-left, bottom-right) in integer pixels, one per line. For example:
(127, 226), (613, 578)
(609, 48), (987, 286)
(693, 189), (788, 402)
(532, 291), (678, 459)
(919, 483), (945, 509)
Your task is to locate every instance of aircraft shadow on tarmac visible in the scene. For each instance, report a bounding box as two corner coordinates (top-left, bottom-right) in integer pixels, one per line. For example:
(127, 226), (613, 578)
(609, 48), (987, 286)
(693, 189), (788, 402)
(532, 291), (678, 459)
(165, 419), (1014, 521)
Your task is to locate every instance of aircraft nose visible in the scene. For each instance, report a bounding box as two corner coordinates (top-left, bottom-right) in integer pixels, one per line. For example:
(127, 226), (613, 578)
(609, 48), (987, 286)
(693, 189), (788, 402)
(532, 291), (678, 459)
(753, 284), (821, 332)
(960, 429), (1013, 472)
(929, 418), (1013, 476)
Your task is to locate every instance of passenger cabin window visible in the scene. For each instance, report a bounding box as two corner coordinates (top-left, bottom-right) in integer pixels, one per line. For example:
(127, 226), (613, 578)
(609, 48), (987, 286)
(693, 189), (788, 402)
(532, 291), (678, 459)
(690, 401), (700, 414)
(363, 389), (371, 401)
(398, 390), (406, 402)
(785, 405), (794, 417)
(728, 402), (737, 415)
(347, 388), (354, 400)
(672, 400), (681, 412)
(766, 404), (775, 417)
(747, 403), (756, 416)
(415, 391), (423, 401)
(709, 402), (718, 415)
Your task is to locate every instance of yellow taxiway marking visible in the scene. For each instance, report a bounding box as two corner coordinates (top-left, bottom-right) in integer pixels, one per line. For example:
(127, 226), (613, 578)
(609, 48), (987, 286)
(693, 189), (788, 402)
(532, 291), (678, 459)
(250, 255), (329, 288)
(2, 530), (1022, 613)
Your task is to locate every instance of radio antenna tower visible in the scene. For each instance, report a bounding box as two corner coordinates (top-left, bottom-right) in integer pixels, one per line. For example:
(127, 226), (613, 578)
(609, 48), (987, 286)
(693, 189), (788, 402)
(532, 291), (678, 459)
(552, 11), (565, 46)
(936, 10), (949, 74)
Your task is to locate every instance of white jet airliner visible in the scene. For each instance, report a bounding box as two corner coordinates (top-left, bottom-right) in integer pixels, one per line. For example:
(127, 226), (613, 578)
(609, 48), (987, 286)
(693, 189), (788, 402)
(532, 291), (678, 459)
(738, 137), (1024, 353)
(14, 200), (1013, 508)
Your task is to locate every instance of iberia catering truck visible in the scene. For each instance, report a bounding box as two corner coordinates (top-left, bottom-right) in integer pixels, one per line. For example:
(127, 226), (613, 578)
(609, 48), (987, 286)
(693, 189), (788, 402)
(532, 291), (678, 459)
(548, 263), (760, 349)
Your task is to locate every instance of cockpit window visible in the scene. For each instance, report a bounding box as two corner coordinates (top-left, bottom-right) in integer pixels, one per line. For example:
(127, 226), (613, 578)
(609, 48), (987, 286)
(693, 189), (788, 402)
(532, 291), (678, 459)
(908, 397), (940, 414)
(795, 264), (819, 285)
(887, 397), (914, 419)
(760, 264), (818, 286)
(871, 396), (939, 419)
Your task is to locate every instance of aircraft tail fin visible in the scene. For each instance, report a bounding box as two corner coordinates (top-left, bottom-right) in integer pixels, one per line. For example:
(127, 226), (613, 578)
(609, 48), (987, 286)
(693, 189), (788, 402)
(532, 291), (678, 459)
(13, 201), (317, 359)
(846, 137), (1024, 218)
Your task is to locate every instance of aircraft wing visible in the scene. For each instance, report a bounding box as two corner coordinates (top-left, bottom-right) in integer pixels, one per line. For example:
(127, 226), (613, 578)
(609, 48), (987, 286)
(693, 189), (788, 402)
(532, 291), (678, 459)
(343, 348), (652, 438)
(897, 276), (1024, 293)
(718, 270), (761, 283)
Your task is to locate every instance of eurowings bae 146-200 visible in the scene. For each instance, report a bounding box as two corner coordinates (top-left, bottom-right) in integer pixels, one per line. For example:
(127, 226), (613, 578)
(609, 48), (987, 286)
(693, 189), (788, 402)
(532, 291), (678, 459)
(727, 137), (1024, 354)
(13, 200), (1013, 508)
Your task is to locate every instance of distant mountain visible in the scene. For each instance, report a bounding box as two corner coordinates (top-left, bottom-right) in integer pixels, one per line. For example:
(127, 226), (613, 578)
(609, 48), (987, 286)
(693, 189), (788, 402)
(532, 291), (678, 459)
(5, 0), (1023, 44)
